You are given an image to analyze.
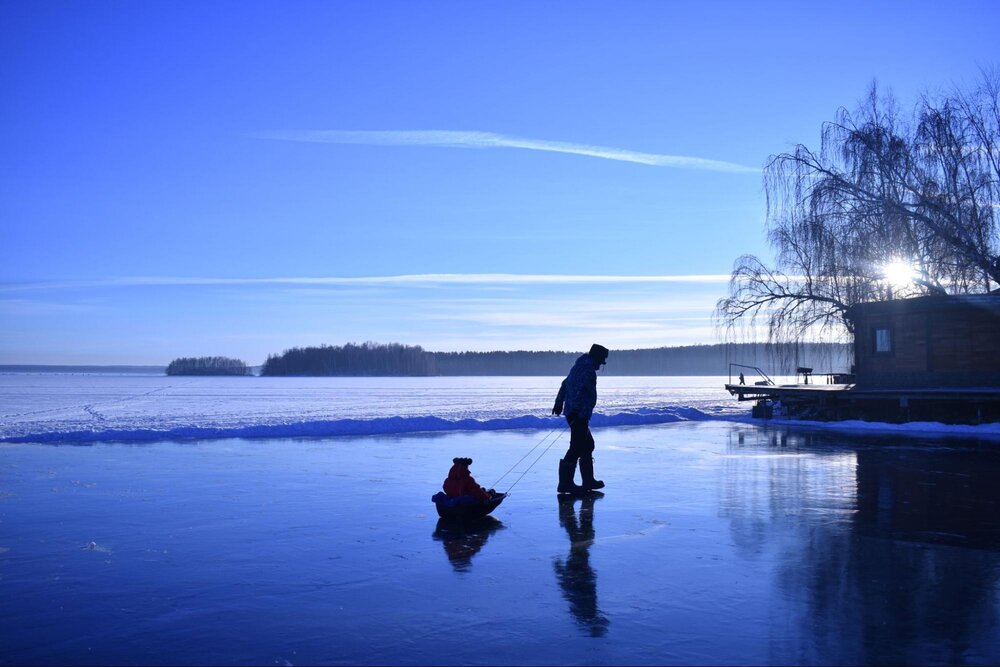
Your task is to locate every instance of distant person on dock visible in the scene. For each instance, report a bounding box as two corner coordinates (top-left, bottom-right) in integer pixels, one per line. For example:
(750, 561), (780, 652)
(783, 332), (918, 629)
(443, 457), (495, 502)
(552, 344), (609, 493)
(739, 372), (745, 385)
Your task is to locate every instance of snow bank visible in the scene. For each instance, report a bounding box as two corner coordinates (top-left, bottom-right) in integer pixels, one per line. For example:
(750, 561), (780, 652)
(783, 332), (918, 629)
(0, 407), (729, 444)
(768, 416), (1000, 440)
(3, 375), (997, 445)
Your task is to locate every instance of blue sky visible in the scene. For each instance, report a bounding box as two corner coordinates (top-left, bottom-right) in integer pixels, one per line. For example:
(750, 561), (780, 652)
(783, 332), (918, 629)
(2, 0), (997, 364)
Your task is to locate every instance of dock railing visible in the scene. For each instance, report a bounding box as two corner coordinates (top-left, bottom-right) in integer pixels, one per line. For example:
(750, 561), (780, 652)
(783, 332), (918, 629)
(729, 363), (775, 387)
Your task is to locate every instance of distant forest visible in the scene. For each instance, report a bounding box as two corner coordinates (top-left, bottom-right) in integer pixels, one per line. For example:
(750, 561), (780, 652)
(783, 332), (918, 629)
(261, 343), (435, 376)
(260, 342), (852, 377)
(166, 356), (252, 376)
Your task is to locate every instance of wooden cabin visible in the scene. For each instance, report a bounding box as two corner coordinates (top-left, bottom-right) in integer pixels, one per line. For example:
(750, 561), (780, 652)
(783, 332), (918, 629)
(848, 294), (1000, 389)
(726, 293), (1000, 423)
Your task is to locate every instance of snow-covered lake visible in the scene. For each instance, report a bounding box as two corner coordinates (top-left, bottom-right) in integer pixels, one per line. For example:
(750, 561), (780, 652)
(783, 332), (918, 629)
(0, 374), (749, 443)
(3, 372), (999, 444)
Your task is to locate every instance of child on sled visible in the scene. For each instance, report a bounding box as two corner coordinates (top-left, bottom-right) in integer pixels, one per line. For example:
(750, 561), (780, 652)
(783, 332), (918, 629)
(443, 457), (498, 501)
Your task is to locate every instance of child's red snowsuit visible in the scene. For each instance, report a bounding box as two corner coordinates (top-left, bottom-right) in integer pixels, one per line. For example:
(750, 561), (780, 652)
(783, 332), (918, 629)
(443, 463), (490, 502)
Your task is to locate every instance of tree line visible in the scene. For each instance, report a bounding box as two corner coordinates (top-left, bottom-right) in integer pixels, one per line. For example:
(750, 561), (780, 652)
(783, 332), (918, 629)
(260, 342), (436, 376)
(166, 356), (252, 376)
(256, 342), (851, 376)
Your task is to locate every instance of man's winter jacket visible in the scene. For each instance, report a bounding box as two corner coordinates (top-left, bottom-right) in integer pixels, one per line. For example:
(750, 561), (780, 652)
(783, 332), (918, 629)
(554, 354), (598, 422)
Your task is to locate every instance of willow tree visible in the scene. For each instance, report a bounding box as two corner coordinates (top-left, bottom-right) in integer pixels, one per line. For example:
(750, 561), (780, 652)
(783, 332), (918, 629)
(716, 72), (1000, 345)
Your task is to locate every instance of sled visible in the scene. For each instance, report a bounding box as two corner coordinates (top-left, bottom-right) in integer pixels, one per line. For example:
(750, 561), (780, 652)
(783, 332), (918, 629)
(431, 491), (506, 521)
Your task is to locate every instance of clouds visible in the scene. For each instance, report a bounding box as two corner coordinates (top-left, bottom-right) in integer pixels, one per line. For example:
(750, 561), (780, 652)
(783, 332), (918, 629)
(0, 273), (727, 362)
(255, 130), (760, 174)
(0, 273), (734, 292)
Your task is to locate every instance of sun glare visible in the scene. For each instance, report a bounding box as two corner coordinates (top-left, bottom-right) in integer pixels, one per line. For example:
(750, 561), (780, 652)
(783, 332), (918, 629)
(882, 259), (916, 288)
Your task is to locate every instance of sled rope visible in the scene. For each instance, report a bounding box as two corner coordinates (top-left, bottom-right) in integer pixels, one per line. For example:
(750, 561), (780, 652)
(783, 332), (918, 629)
(489, 426), (559, 488)
(491, 425), (567, 494)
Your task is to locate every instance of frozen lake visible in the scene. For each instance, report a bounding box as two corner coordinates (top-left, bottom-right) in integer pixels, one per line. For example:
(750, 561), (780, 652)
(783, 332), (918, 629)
(4, 373), (998, 444)
(2, 375), (1000, 664)
(0, 375), (749, 443)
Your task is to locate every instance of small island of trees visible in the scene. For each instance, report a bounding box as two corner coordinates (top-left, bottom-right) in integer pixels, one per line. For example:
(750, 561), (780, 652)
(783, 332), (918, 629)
(166, 356), (252, 376)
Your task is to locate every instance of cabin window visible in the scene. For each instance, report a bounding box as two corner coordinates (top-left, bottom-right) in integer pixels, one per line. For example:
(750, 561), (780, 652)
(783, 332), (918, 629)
(874, 327), (893, 354)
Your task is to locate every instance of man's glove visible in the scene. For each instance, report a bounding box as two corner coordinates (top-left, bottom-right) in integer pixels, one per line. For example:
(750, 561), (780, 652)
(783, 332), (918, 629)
(552, 401), (563, 416)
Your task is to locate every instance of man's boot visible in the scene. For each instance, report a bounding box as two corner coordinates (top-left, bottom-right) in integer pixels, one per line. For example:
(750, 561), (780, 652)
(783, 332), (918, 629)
(557, 458), (581, 494)
(579, 456), (605, 491)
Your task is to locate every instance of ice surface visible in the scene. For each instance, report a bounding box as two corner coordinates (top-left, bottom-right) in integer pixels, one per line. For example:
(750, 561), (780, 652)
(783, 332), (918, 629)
(3, 375), (1000, 664)
(2, 423), (999, 665)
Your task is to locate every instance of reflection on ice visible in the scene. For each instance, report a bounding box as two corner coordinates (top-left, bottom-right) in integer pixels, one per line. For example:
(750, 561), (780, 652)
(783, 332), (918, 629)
(720, 423), (1000, 664)
(776, 444), (1000, 664)
(854, 447), (1000, 549)
(720, 426), (859, 562)
(555, 494), (609, 637)
(432, 517), (505, 573)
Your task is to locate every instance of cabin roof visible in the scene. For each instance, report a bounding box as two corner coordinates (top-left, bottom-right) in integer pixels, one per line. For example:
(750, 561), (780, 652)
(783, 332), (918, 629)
(847, 293), (1000, 319)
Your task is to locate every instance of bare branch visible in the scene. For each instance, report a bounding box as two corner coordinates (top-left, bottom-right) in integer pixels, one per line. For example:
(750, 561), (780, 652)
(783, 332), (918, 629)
(718, 72), (1000, 345)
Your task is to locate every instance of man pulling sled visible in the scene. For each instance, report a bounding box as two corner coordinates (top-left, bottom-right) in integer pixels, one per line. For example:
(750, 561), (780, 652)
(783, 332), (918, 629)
(552, 344), (609, 494)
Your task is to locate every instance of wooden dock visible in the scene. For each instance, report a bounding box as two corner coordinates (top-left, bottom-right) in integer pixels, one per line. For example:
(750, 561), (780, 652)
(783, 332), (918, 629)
(724, 382), (1000, 424)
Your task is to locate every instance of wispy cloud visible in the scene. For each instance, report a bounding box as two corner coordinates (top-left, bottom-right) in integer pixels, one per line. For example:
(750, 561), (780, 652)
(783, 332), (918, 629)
(0, 273), (734, 292)
(254, 129), (759, 174)
(0, 274), (731, 360)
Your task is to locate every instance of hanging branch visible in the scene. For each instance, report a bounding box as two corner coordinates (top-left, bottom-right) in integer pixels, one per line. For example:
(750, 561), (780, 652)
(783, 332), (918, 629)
(717, 73), (1000, 345)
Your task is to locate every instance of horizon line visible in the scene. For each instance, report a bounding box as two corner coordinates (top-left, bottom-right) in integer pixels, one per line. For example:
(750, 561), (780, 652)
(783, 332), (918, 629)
(253, 129), (760, 174)
(0, 340), (847, 368)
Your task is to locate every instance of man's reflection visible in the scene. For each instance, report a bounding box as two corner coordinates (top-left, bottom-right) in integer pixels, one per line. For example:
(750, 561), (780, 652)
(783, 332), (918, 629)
(432, 517), (504, 573)
(554, 493), (609, 637)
